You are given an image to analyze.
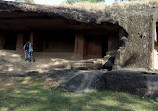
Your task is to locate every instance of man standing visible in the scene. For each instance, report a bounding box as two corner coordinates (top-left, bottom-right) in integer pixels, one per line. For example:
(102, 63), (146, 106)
(23, 42), (29, 61)
(28, 41), (35, 62)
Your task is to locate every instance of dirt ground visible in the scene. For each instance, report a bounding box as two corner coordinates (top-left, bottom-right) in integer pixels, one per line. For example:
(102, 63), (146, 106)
(0, 50), (105, 74)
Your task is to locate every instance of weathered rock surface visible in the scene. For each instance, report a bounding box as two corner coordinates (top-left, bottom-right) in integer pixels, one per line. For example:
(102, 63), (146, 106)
(60, 70), (107, 93)
(61, 69), (158, 99)
(105, 70), (158, 99)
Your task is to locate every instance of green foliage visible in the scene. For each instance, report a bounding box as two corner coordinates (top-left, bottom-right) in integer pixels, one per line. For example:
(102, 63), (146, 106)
(15, 0), (35, 4)
(0, 77), (157, 111)
(67, 0), (104, 4)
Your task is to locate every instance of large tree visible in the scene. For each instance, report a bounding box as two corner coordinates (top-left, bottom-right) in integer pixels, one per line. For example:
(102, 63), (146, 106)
(15, 0), (35, 4)
(67, 0), (104, 4)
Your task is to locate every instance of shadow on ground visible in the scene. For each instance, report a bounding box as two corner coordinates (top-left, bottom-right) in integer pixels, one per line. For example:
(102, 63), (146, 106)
(0, 85), (157, 111)
(0, 50), (105, 74)
(0, 70), (157, 111)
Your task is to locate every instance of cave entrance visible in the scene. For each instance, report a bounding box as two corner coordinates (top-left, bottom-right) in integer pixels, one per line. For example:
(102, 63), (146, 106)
(81, 31), (120, 59)
(3, 31), (17, 50)
(84, 35), (109, 58)
(0, 12), (124, 60)
(23, 32), (30, 46)
(43, 31), (75, 53)
(102, 37), (108, 57)
(30, 31), (75, 54)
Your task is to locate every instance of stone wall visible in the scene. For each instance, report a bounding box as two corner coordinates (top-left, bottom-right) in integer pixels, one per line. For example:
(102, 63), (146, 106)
(61, 70), (158, 98)
(117, 15), (153, 70)
(152, 10), (158, 70)
(105, 71), (158, 98)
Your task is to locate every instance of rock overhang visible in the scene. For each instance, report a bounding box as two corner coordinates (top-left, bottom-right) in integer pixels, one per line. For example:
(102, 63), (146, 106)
(0, 1), (157, 26)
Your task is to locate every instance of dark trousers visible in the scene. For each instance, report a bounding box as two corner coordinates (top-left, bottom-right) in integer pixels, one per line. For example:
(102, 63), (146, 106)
(25, 51), (29, 61)
(29, 52), (35, 61)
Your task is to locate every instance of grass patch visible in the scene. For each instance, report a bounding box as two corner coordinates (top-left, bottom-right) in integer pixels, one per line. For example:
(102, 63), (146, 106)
(0, 78), (157, 111)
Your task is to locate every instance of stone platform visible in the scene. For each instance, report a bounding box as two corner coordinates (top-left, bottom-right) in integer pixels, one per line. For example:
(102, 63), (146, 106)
(61, 70), (158, 99)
